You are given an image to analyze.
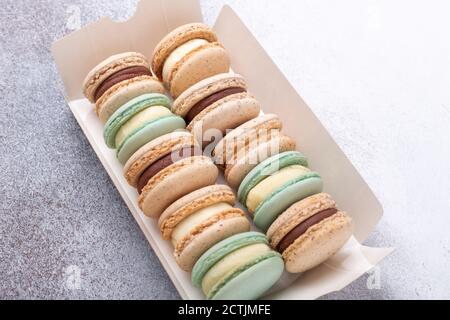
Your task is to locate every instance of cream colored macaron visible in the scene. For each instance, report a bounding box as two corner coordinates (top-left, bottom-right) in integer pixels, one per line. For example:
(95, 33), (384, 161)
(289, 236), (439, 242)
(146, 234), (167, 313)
(173, 73), (261, 148)
(213, 114), (295, 188)
(158, 185), (250, 271)
(212, 114), (283, 167)
(266, 193), (353, 273)
(138, 156), (219, 219)
(152, 23), (230, 98)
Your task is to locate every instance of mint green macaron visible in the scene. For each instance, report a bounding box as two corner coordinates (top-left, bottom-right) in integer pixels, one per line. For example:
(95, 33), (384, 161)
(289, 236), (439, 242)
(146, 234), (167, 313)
(253, 172), (323, 231)
(191, 232), (284, 300)
(103, 93), (172, 149)
(238, 151), (309, 204)
(116, 115), (186, 164)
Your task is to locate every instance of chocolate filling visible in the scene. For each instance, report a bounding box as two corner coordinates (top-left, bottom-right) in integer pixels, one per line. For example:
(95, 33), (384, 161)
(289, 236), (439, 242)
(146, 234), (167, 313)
(137, 146), (201, 194)
(277, 208), (338, 253)
(185, 87), (246, 123)
(94, 66), (152, 102)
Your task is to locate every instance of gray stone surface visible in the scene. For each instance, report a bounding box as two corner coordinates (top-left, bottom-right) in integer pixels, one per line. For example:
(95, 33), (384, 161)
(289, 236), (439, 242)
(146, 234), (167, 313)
(1, 0), (449, 299)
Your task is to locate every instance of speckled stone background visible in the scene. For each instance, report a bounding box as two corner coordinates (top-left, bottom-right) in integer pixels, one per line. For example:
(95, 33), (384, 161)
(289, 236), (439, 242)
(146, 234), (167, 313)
(1, 0), (449, 299)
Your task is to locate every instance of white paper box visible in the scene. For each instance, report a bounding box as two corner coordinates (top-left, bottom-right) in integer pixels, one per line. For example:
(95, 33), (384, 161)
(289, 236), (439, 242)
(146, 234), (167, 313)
(52, 0), (393, 299)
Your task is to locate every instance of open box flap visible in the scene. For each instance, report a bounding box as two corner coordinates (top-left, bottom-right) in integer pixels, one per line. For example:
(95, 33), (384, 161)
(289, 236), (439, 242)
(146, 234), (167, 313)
(51, 0), (392, 300)
(267, 238), (394, 299)
(213, 6), (383, 242)
(52, 0), (202, 101)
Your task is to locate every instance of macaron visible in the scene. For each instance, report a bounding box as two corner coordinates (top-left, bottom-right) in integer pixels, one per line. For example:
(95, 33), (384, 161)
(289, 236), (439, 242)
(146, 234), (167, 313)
(104, 93), (171, 148)
(212, 114), (283, 167)
(211, 114), (296, 189)
(82, 52), (165, 123)
(267, 193), (353, 273)
(172, 73), (260, 148)
(138, 156), (218, 218)
(152, 23), (230, 98)
(225, 133), (297, 189)
(191, 232), (284, 300)
(159, 185), (250, 271)
(123, 131), (201, 192)
(238, 151), (322, 231)
(103, 93), (186, 164)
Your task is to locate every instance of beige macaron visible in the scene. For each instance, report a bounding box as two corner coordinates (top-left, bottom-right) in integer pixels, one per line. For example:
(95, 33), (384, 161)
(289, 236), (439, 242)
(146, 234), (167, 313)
(152, 23), (230, 98)
(159, 185), (250, 271)
(82, 52), (164, 123)
(173, 73), (261, 148)
(123, 131), (200, 188)
(225, 133), (296, 189)
(96, 75), (165, 124)
(212, 114), (283, 167)
(138, 156), (218, 219)
(266, 193), (353, 273)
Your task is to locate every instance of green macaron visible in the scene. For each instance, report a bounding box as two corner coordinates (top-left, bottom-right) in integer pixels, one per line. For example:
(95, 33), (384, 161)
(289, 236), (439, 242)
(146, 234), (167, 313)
(116, 115), (186, 164)
(191, 231), (284, 300)
(103, 93), (172, 149)
(253, 172), (323, 231)
(237, 151), (322, 231)
(238, 151), (309, 204)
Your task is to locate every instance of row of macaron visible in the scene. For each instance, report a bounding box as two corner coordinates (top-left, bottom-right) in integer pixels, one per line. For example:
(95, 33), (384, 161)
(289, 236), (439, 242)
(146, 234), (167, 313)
(81, 23), (353, 299)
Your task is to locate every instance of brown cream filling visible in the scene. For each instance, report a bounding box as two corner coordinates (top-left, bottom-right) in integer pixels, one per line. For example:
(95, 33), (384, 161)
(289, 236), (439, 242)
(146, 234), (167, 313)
(94, 66), (151, 101)
(137, 146), (201, 194)
(277, 208), (338, 253)
(185, 87), (246, 123)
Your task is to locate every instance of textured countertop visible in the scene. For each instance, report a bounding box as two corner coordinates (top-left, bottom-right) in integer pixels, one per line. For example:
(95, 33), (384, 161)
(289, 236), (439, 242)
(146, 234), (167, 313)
(1, 0), (449, 299)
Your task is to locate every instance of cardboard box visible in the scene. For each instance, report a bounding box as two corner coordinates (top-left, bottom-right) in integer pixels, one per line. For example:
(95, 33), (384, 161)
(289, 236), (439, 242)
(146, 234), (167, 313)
(52, 0), (393, 299)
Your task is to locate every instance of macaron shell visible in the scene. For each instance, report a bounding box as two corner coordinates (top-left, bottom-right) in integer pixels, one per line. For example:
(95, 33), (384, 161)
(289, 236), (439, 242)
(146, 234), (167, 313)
(213, 114), (282, 166)
(123, 131), (195, 187)
(138, 156), (218, 218)
(223, 129), (284, 172)
(209, 254), (284, 300)
(152, 23), (218, 80)
(226, 135), (297, 189)
(188, 93), (261, 147)
(267, 193), (335, 248)
(83, 52), (150, 103)
(283, 212), (353, 273)
(124, 131), (193, 173)
(216, 121), (282, 170)
(116, 115), (186, 165)
(169, 43), (230, 98)
(187, 92), (261, 133)
(97, 76), (165, 124)
(159, 185), (233, 224)
(159, 185), (235, 239)
(253, 174), (323, 231)
(175, 214), (250, 272)
(238, 151), (310, 205)
(225, 136), (278, 179)
(172, 73), (247, 117)
(191, 231), (268, 288)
